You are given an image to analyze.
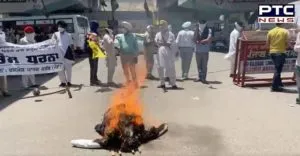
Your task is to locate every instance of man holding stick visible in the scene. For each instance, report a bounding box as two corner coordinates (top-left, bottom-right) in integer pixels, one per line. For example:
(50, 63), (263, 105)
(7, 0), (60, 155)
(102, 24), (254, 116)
(52, 21), (75, 87)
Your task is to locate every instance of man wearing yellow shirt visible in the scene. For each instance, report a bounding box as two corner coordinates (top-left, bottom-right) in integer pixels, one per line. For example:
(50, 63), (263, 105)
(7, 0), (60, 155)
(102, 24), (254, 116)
(266, 23), (289, 92)
(86, 33), (106, 86)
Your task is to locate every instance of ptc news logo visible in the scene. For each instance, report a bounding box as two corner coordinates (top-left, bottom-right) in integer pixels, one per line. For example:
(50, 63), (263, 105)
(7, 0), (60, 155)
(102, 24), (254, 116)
(258, 4), (295, 23)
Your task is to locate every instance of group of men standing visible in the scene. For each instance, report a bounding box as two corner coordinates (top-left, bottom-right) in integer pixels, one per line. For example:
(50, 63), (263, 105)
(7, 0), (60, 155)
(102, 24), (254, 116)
(0, 19), (216, 97)
(142, 19), (213, 89)
(0, 20), (75, 97)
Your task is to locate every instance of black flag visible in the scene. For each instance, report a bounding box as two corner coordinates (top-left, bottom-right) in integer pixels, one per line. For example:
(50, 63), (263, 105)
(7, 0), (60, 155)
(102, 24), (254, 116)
(144, 0), (152, 18)
(111, 0), (119, 12)
(100, 0), (107, 7)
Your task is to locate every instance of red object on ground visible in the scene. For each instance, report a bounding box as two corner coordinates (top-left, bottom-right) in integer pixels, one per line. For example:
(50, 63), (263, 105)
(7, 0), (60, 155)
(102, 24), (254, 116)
(233, 39), (296, 87)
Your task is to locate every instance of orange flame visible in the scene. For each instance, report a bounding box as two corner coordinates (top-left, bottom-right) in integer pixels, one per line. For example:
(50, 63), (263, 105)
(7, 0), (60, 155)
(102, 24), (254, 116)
(105, 58), (147, 134)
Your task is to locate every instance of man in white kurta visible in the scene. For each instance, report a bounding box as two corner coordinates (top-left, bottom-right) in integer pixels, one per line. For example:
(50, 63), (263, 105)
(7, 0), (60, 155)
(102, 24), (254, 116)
(102, 28), (117, 86)
(19, 26), (38, 89)
(176, 21), (195, 80)
(0, 26), (11, 97)
(155, 20), (178, 89)
(294, 30), (300, 104)
(52, 21), (74, 87)
(224, 22), (244, 77)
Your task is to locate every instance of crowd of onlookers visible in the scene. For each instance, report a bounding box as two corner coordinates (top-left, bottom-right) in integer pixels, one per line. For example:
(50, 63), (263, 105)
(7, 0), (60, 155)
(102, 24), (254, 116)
(2, 19), (300, 105)
(1, 26), (55, 44)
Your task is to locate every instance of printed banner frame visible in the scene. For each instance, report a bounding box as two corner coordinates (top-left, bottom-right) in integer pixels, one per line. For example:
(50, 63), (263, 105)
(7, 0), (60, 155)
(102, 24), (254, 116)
(0, 39), (64, 76)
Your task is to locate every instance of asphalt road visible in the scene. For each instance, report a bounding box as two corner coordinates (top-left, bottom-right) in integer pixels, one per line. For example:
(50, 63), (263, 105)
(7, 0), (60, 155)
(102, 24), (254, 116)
(0, 52), (300, 156)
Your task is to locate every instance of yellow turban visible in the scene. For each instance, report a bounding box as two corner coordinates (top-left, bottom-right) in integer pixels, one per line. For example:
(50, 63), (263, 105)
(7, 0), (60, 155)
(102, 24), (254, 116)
(159, 20), (168, 26)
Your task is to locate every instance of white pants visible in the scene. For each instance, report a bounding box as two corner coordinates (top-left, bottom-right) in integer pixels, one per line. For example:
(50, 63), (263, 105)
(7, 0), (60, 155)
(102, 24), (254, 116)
(156, 47), (176, 86)
(230, 55), (244, 75)
(106, 55), (117, 83)
(230, 55), (236, 75)
(22, 75), (36, 88)
(0, 76), (8, 92)
(58, 59), (73, 83)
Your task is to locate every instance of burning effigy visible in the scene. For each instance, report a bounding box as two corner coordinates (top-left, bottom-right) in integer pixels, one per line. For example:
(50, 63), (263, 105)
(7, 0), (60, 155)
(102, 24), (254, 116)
(93, 83), (168, 154)
(71, 61), (168, 155)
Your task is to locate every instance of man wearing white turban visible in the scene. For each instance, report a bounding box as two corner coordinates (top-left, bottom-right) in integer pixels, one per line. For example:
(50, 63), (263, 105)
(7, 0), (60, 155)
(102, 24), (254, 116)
(176, 21), (195, 80)
(115, 21), (139, 87)
(155, 20), (178, 89)
(143, 25), (157, 79)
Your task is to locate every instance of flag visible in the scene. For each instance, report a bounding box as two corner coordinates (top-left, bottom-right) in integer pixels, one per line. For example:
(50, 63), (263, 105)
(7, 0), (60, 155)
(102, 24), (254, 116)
(111, 0), (119, 12)
(100, 0), (107, 7)
(144, 0), (152, 18)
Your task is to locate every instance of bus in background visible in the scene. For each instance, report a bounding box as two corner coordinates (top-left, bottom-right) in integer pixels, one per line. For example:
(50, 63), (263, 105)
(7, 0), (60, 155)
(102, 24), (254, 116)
(0, 14), (90, 54)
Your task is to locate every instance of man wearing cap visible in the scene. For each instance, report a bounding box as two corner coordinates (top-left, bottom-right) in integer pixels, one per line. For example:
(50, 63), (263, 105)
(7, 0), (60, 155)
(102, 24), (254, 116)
(115, 21), (139, 87)
(102, 28), (117, 86)
(224, 21), (245, 78)
(176, 21), (195, 80)
(52, 21), (74, 87)
(155, 20), (178, 89)
(143, 25), (157, 80)
(0, 25), (11, 97)
(19, 26), (38, 89)
(194, 20), (213, 84)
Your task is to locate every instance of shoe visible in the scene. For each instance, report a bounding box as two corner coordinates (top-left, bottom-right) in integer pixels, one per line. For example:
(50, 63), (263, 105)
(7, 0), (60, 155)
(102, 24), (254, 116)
(230, 74), (235, 78)
(194, 78), (202, 82)
(171, 85), (178, 89)
(146, 74), (155, 80)
(202, 80), (209, 84)
(67, 82), (72, 87)
(157, 84), (166, 89)
(59, 83), (67, 87)
(2, 91), (11, 97)
(96, 80), (102, 84)
(271, 87), (284, 92)
(90, 82), (99, 86)
(90, 81), (101, 86)
(297, 98), (300, 104)
(24, 87), (31, 91)
(156, 123), (168, 137)
(183, 77), (189, 80)
(30, 84), (39, 88)
(107, 82), (116, 87)
(180, 77), (188, 81)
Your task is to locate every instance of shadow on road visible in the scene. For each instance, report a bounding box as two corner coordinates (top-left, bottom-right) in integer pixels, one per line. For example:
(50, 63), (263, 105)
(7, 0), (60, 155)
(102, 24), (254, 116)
(142, 123), (228, 155)
(207, 81), (222, 85)
(0, 57), (86, 112)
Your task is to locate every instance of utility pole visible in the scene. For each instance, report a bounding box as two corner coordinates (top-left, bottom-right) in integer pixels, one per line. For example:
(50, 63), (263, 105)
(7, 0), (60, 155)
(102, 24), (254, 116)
(40, 0), (48, 17)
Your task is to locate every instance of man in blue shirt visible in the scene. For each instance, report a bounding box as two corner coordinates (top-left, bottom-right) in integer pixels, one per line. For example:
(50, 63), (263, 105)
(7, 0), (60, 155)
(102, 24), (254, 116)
(116, 21), (139, 87)
(194, 20), (212, 84)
